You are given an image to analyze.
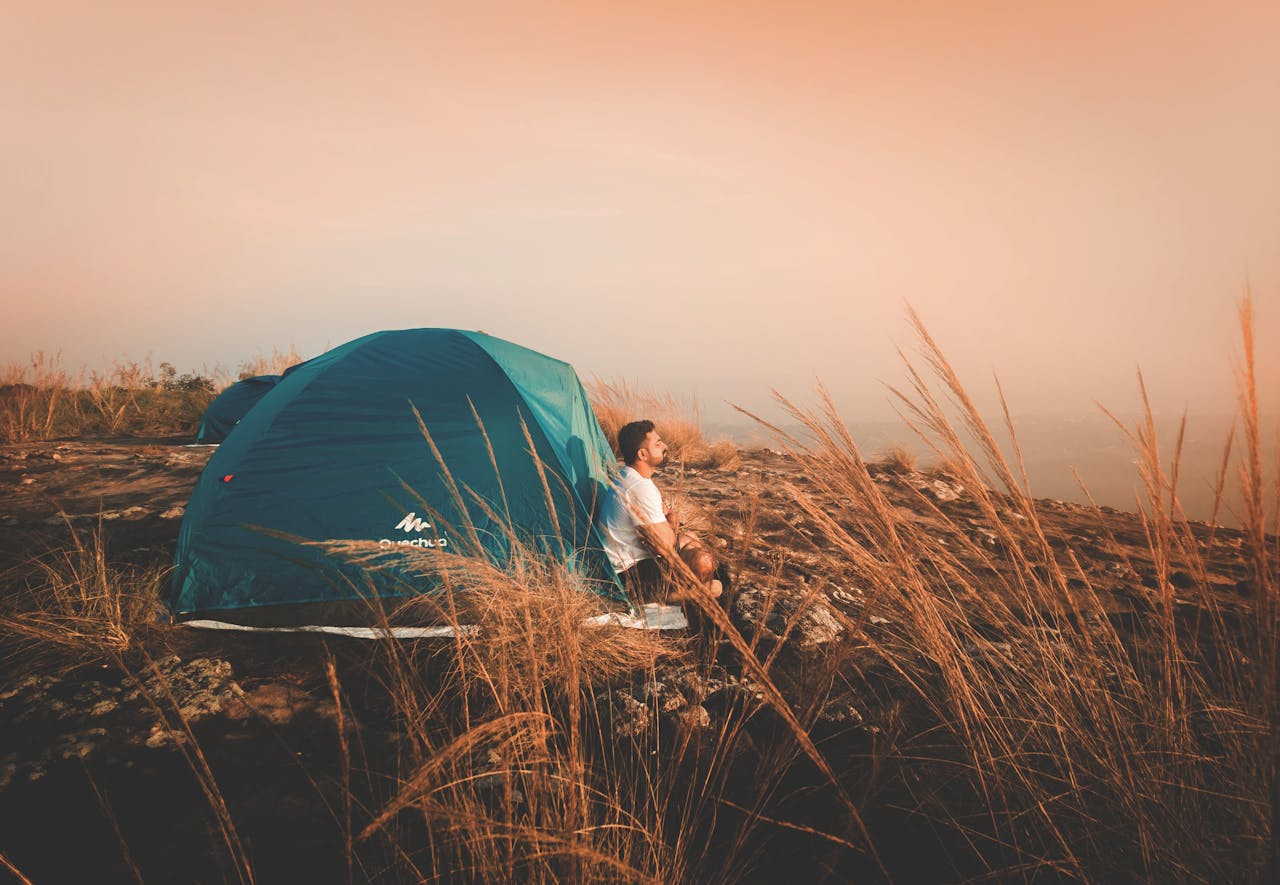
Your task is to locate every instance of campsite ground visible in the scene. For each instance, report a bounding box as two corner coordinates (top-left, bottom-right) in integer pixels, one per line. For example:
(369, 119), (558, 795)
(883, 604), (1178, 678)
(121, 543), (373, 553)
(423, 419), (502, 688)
(0, 437), (1271, 882)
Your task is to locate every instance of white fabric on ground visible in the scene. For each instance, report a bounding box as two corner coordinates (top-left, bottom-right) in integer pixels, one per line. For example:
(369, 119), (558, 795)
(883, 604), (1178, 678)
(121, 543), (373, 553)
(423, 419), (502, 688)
(181, 603), (687, 637)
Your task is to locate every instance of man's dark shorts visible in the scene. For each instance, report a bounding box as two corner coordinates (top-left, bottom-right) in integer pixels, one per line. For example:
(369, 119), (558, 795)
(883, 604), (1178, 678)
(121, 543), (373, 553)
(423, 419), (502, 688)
(618, 557), (667, 602)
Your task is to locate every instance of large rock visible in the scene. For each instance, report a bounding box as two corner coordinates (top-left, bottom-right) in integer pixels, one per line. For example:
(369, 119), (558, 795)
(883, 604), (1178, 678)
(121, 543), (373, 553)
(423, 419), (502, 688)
(731, 582), (845, 652)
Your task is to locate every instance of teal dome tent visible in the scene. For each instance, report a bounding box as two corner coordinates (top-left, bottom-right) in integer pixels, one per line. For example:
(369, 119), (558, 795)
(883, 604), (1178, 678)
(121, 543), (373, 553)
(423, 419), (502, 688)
(171, 329), (625, 629)
(195, 374), (282, 443)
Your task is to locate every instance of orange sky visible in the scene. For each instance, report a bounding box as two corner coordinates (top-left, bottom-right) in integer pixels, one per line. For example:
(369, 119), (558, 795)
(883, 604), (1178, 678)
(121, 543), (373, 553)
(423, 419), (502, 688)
(3, 1), (1277, 421)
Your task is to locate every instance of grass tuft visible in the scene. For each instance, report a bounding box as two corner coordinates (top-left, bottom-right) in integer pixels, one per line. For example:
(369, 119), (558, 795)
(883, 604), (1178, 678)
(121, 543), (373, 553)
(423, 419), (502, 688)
(235, 344), (303, 380)
(0, 523), (165, 667)
(878, 442), (918, 473)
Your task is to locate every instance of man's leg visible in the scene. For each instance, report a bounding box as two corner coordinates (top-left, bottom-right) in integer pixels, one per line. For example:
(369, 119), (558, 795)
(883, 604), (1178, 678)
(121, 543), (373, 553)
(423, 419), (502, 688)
(671, 533), (723, 600)
(620, 557), (667, 603)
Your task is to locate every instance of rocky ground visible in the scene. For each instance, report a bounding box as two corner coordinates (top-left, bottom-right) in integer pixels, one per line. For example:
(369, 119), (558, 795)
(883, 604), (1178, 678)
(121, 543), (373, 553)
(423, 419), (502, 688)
(0, 438), (1262, 882)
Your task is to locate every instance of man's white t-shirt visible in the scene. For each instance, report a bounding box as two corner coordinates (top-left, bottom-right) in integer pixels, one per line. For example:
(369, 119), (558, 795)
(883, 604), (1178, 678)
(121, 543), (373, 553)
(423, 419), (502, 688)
(599, 466), (666, 572)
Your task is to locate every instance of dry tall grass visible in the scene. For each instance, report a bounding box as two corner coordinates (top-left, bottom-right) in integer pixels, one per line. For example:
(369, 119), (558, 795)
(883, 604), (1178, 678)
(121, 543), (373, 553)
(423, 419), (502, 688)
(323, 542), (672, 882)
(304, 532), (876, 882)
(303, 412), (868, 881)
(0, 522), (165, 664)
(0, 353), (217, 442)
(732, 296), (1277, 880)
(0, 352), (75, 443)
(0, 346), (309, 443)
(235, 344), (303, 380)
(587, 378), (739, 471)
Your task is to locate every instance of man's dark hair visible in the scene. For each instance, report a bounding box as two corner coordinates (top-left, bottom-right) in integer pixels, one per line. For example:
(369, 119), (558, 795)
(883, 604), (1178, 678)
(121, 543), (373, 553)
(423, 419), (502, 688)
(618, 420), (655, 466)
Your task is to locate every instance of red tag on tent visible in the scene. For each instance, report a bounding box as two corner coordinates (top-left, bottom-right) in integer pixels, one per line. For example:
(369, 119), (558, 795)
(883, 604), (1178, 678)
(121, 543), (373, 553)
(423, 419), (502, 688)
(222, 474), (234, 483)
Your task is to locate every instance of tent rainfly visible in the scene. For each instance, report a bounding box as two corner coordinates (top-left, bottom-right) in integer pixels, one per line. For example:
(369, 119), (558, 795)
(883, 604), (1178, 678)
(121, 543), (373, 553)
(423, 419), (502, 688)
(195, 374), (283, 443)
(171, 329), (631, 632)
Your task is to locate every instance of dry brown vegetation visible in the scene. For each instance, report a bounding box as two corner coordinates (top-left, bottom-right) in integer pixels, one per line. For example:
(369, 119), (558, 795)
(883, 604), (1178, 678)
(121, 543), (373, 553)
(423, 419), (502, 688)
(234, 344), (303, 380)
(0, 354), (212, 442)
(877, 441), (919, 474)
(587, 377), (740, 471)
(0, 348), (305, 444)
(0, 523), (165, 664)
(322, 546), (674, 881)
(1, 300), (1276, 882)
(725, 298), (1276, 880)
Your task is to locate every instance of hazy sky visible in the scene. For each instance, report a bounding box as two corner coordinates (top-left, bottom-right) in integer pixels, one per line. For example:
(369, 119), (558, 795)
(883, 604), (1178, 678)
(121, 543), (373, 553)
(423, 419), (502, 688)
(4, 1), (1277, 422)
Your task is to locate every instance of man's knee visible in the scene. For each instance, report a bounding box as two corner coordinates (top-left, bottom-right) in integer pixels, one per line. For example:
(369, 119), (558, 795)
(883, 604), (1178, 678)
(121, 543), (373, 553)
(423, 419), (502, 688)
(680, 546), (716, 582)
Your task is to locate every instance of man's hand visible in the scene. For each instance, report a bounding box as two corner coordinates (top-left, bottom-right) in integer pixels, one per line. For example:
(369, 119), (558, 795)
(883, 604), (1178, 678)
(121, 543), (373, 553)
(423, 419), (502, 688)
(664, 503), (679, 536)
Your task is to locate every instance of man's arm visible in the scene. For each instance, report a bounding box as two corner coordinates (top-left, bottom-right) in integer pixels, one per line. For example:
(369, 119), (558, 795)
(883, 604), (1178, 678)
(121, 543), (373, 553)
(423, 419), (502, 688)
(627, 482), (680, 557)
(637, 510), (679, 557)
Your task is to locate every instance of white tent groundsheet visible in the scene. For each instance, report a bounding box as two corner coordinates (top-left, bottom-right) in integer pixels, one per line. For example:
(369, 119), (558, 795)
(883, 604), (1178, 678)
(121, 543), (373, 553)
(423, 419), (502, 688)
(182, 603), (688, 638)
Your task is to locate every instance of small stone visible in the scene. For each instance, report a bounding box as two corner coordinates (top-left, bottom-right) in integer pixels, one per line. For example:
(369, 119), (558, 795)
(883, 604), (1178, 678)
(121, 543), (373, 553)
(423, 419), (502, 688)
(89, 698), (120, 718)
(145, 725), (184, 749)
(930, 479), (962, 502)
(832, 588), (862, 607)
(677, 705), (712, 730)
(731, 584), (844, 651)
(613, 693), (652, 739)
(643, 680), (685, 714)
(100, 506), (147, 521)
(55, 729), (108, 760)
(160, 506), (184, 519)
(237, 683), (300, 725)
(797, 604), (843, 648)
(817, 699), (864, 725)
(0, 674), (51, 703)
